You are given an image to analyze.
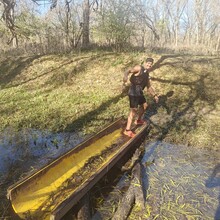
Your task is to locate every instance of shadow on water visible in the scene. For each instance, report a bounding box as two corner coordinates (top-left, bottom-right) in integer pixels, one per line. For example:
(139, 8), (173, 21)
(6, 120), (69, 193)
(141, 141), (220, 219)
(141, 141), (161, 201)
(206, 164), (220, 220)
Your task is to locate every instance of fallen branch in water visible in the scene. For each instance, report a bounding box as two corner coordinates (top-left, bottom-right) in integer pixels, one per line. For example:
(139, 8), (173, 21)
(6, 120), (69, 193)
(112, 147), (146, 220)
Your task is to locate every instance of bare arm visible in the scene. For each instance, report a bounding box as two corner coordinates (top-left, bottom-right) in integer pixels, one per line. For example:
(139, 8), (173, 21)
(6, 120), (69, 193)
(123, 65), (141, 84)
(146, 79), (159, 102)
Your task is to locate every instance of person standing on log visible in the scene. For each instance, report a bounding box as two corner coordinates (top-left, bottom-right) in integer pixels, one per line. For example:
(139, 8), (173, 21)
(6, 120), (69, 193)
(123, 57), (159, 138)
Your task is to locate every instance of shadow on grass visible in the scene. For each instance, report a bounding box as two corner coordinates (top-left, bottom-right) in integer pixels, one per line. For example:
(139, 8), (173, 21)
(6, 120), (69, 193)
(0, 52), (118, 89)
(45, 52), (119, 87)
(63, 55), (186, 133)
(1, 53), (219, 219)
(139, 55), (220, 220)
(145, 91), (174, 119)
(0, 55), (42, 88)
(64, 54), (219, 136)
(149, 55), (219, 139)
(151, 54), (220, 72)
(151, 74), (218, 141)
(138, 54), (219, 172)
(63, 54), (220, 219)
(151, 54), (184, 71)
(63, 90), (127, 132)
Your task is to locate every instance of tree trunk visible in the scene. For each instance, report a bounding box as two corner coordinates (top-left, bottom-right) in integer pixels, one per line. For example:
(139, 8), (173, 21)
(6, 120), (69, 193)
(65, 1), (70, 50)
(77, 193), (91, 220)
(82, 0), (90, 48)
(112, 162), (145, 220)
(112, 147), (146, 220)
(216, 35), (220, 53)
(1, 0), (18, 47)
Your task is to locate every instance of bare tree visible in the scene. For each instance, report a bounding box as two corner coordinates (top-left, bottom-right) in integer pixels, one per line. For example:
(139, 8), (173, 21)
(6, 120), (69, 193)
(161, 0), (187, 46)
(1, 0), (220, 54)
(82, 0), (99, 47)
(82, 0), (89, 47)
(0, 0), (18, 47)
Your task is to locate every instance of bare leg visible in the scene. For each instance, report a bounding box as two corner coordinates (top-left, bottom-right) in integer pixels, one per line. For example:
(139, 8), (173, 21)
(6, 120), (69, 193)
(137, 103), (148, 120)
(126, 108), (137, 130)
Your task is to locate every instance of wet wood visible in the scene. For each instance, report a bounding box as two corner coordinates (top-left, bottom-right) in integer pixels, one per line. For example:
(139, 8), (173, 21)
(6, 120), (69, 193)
(7, 118), (149, 220)
(76, 194), (90, 220)
(121, 145), (143, 171)
(112, 148), (145, 220)
(51, 123), (149, 220)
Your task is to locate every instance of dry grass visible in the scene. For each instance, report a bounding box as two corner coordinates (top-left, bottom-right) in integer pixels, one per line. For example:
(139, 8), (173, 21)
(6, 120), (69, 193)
(0, 52), (219, 147)
(0, 51), (220, 219)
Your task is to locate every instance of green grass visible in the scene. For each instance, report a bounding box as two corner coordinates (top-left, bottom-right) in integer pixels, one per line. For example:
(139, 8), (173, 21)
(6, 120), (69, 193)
(0, 52), (219, 148)
(0, 51), (220, 219)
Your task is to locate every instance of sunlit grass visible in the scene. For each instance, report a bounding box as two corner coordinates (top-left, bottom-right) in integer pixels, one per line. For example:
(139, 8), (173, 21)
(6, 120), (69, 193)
(1, 52), (219, 220)
(0, 52), (219, 148)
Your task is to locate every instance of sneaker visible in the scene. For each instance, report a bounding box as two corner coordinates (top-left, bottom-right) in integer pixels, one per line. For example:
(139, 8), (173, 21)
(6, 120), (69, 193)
(135, 119), (147, 125)
(123, 130), (136, 138)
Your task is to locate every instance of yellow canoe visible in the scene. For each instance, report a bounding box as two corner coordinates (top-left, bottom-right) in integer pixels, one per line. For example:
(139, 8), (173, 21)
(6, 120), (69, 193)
(7, 118), (149, 220)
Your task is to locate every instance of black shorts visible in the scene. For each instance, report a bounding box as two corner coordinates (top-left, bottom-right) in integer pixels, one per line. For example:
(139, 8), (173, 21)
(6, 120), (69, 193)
(129, 95), (146, 108)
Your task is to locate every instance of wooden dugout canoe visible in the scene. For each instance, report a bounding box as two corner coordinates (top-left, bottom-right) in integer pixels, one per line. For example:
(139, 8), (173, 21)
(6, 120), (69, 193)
(7, 118), (149, 220)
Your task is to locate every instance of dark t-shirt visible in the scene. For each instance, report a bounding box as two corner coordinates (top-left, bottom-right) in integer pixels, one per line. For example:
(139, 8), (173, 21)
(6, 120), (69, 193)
(128, 66), (150, 96)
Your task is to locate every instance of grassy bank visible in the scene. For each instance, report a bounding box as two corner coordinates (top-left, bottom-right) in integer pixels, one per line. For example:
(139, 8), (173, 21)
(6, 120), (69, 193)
(0, 52), (219, 149)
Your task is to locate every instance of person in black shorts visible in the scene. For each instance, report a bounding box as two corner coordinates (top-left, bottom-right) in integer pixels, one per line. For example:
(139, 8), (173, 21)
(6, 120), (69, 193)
(123, 57), (159, 137)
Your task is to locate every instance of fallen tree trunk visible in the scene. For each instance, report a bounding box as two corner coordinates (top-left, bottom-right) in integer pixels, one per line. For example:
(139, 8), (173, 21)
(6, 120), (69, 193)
(76, 193), (90, 220)
(112, 148), (145, 220)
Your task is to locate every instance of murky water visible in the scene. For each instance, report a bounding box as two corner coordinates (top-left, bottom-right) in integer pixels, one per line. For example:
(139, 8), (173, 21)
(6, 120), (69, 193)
(0, 128), (84, 218)
(92, 141), (220, 220)
(10, 128), (123, 220)
(0, 130), (219, 220)
(142, 141), (220, 220)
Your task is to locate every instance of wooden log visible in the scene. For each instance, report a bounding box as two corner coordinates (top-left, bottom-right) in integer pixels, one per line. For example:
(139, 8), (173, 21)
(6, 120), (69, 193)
(91, 174), (129, 220)
(133, 163), (145, 210)
(121, 147), (141, 171)
(76, 193), (90, 220)
(112, 158), (145, 220)
(121, 145), (145, 172)
(111, 178), (135, 220)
